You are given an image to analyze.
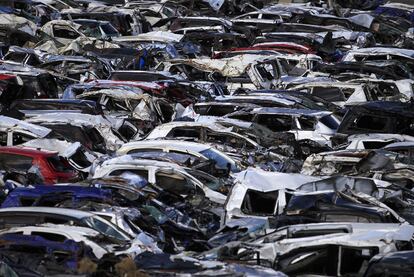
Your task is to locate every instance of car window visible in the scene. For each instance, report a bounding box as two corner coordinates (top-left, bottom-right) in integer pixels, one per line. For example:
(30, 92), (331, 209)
(199, 148), (239, 172)
(0, 215), (42, 228)
(205, 105), (238, 116)
(256, 114), (293, 132)
(0, 132), (7, 146)
(155, 172), (195, 195)
(167, 127), (201, 138)
(0, 153), (33, 172)
(350, 115), (389, 132)
(206, 132), (255, 150)
(319, 115), (339, 130)
(297, 117), (316, 131)
(53, 25), (80, 39)
(47, 156), (73, 173)
(82, 215), (130, 241)
(323, 214), (372, 223)
(109, 169), (148, 181)
(3, 52), (26, 63)
(241, 189), (278, 216)
(312, 87), (347, 102)
(12, 132), (37, 145)
(31, 232), (67, 242)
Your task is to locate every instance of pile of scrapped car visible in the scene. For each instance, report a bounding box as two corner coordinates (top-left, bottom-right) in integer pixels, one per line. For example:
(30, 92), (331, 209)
(0, 0), (413, 275)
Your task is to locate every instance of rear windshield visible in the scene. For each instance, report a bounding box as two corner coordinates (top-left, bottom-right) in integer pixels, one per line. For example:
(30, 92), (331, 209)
(47, 156), (73, 173)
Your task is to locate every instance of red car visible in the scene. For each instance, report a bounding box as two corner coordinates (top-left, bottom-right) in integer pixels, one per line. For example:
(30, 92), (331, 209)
(0, 146), (79, 185)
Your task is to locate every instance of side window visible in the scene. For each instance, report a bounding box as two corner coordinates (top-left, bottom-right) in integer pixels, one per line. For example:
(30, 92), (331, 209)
(53, 251), (73, 263)
(6, 231), (23, 235)
(278, 58), (306, 76)
(206, 105), (238, 116)
(395, 117), (414, 136)
(31, 232), (67, 242)
(206, 132), (254, 150)
(312, 87), (346, 102)
(81, 94), (101, 103)
(342, 88), (355, 99)
(52, 25), (80, 39)
(350, 115), (389, 132)
(141, 10), (160, 17)
(108, 169), (148, 181)
(370, 83), (400, 99)
(158, 101), (174, 122)
(362, 141), (392, 149)
(118, 121), (138, 141)
(169, 150), (200, 162)
(297, 117), (316, 131)
(255, 63), (277, 81)
(46, 156), (73, 173)
(241, 189), (278, 215)
(262, 14), (276, 20)
(323, 214), (373, 223)
(12, 132), (36, 145)
(0, 153), (33, 171)
(80, 25), (101, 38)
(155, 172), (195, 195)
(0, 131), (7, 146)
(228, 113), (254, 122)
(127, 149), (163, 154)
(256, 114), (293, 132)
(167, 127), (201, 139)
(194, 105), (209, 115)
(19, 196), (37, 206)
(106, 98), (129, 112)
(84, 127), (105, 147)
(43, 216), (68, 225)
(205, 133), (229, 144)
(26, 55), (41, 66)
(0, 215), (41, 227)
(3, 52), (27, 63)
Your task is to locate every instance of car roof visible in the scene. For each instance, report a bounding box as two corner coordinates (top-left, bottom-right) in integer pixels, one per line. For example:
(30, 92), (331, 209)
(251, 107), (331, 117)
(73, 18), (110, 25)
(1, 223), (99, 236)
(101, 156), (183, 169)
(0, 146), (57, 156)
(383, 141), (414, 149)
(0, 115), (51, 138)
(120, 139), (212, 153)
(0, 207), (93, 219)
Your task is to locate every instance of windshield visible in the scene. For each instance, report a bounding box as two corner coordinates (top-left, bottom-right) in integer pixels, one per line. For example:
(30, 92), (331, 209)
(79, 24), (102, 38)
(100, 23), (120, 37)
(319, 114), (340, 130)
(186, 169), (223, 191)
(78, 22), (119, 38)
(199, 148), (240, 173)
(82, 216), (131, 241)
(295, 96), (327, 110)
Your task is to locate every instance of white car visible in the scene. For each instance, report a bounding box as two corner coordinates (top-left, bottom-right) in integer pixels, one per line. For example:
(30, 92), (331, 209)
(289, 82), (371, 106)
(224, 168), (319, 224)
(345, 134), (414, 150)
(0, 115), (51, 146)
(226, 107), (340, 147)
(144, 121), (259, 151)
(91, 155), (227, 204)
(117, 139), (241, 173)
(0, 224), (153, 258)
